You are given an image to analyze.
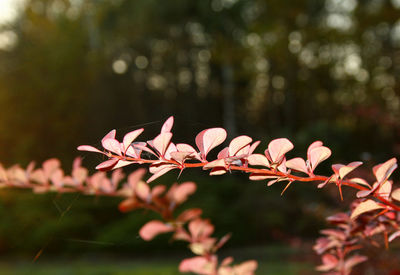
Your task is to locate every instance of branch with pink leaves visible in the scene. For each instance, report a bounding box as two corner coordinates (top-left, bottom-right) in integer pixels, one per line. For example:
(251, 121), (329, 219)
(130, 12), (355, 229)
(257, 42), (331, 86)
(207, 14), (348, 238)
(0, 158), (257, 275)
(77, 116), (400, 274)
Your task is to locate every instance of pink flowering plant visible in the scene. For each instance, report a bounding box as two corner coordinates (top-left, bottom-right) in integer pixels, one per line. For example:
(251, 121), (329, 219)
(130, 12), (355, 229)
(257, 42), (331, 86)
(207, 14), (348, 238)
(1, 116), (399, 274)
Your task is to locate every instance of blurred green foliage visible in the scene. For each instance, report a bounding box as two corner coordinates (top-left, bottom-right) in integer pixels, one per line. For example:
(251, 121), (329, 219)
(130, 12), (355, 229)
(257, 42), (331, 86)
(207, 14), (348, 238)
(0, 0), (399, 257)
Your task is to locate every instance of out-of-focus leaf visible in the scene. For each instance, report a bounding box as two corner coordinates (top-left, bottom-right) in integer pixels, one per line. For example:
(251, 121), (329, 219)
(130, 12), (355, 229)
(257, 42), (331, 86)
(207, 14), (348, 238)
(139, 220), (173, 241)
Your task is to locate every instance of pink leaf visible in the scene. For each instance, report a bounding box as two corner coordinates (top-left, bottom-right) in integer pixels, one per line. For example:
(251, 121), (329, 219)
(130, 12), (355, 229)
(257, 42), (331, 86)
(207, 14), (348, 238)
(170, 151), (193, 163)
(77, 145), (103, 154)
(349, 177), (371, 188)
(168, 181), (197, 204)
(189, 219), (214, 240)
(102, 138), (122, 155)
(152, 132), (173, 157)
(147, 164), (177, 183)
(267, 138), (294, 163)
(113, 160), (134, 169)
(203, 159), (226, 170)
(210, 167), (227, 175)
(122, 128), (144, 152)
(335, 161), (363, 179)
(350, 199), (385, 219)
(127, 168), (147, 189)
(217, 147), (229, 159)
(177, 208), (203, 223)
(161, 116), (174, 133)
(248, 154), (270, 167)
(286, 158), (308, 174)
(309, 146), (331, 172)
(135, 181), (150, 201)
(101, 129), (116, 143)
(139, 220), (173, 241)
(95, 159), (118, 171)
(373, 158), (397, 183)
(376, 180), (392, 200)
(307, 141), (323, 160)
(249, 173), (271, 181)
(179, 256), (212, 275)
(195, 128), (227, 160)
(151, 185), (166, 198)
(392, 188), (400, 202)
(43, 158), (61, 178)
(228, 135), (252, 156)
(71, 167), (88, 185)
(50, 169), (64, 188)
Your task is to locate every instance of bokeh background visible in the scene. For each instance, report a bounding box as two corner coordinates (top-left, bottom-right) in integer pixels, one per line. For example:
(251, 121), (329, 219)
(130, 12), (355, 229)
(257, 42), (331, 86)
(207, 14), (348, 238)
(0, 0), (400, 274)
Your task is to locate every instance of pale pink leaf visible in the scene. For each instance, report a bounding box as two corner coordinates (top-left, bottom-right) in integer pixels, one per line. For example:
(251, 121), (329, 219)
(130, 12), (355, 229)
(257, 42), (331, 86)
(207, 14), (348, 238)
(349, 177), (371, 188)
(71, 167), (88, 185)
(228, 135), (252, 156)
(331, 164), (344, 175)
(161, 116), (174, 133)
(195, 128), (227, 160)
(248, 140), (260, 155)
(203, 159), (226, 170)
(113, 160), (134, 169)
(127, 168), (147, 189)
(77, 145), (103, 154)
(373, 158), (397, 183)
(307, 141), (323, 160)
(101, 129), (116, 143)
(122, 128), (144, 152)
(189, 219), (214, 239)
(132, 143), (156, 157)
(350, 199), (385, 219)
(151, 185), (166, 198)
(152, 132), (173, 157)
(249, 173), (271, 181)
(210, 167), (227, 175)
(309, 146), (331, 172)
(176, 143), (197, 153)
(392, 188), (400, 202)
(217, 147), (229, 159)
(50, 169), (64, 188)
(135, 181), (151, 201)
(267, 138), (294, 163)
(170, 151), (192, 163)
(247, 154), (270, 167)
(376, 180), (392, 200)
(102, 138), (122, 155)
(43, 158), (61, 178)
(356, 189), (373, 198)
(338, 161), (363, 179)
(286, 158), (308, 174)
(147, 165), (177, 183)
(179, 256), (211, 274)
(139, 220), (173, 241)
(170, 181), (197, 204)
(95, 159), (118, 171)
